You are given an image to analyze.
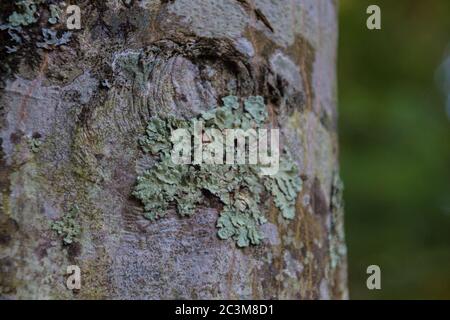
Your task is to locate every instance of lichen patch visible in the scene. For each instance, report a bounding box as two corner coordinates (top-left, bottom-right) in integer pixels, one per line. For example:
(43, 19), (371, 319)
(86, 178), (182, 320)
(133, 95), (302, 247)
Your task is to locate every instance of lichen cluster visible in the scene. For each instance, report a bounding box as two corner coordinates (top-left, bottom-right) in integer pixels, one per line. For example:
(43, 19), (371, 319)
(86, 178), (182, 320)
(329, 173), (346, 269)
(28, 137), (42, 153)
(48, 4), (62, 25)
(7, 0), (38, 27)
(51, 205), (81, 245)
(133, 96), (302, 247)
(112, 49), (153, 93)
(0, 0), (72, 54)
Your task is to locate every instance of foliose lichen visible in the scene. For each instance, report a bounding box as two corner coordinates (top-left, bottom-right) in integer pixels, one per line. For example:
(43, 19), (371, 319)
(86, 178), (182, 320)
(28, 137), (42, 153)
(48, 4), (61, 25)
(329, 172), (346, 268)
(0, 1), (72, 54)
(133, 96), (302, 247)
(51, 205), (81, 245)
(36, 28), (72, 49)
(7, 0), (38, 27)
(112, 50), (153, 92)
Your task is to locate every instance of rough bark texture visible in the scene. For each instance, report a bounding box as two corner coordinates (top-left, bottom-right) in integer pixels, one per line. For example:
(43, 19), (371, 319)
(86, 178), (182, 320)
(0, 0), (347, 299)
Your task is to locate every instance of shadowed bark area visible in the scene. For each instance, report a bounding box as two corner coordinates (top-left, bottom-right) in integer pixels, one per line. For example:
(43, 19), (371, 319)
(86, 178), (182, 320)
(0, 0), (346, 299)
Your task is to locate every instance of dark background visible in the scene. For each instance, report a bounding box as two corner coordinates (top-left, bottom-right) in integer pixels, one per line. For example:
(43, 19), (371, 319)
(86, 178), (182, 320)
(339, 0), (450, 299)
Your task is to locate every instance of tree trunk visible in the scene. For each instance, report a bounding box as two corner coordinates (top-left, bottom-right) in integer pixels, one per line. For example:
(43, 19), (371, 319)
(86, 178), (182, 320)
(0, 0), (346, 299)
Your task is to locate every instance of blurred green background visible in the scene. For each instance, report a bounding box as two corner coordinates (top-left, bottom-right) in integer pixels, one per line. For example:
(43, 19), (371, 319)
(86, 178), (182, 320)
(338, 0), (450, 299)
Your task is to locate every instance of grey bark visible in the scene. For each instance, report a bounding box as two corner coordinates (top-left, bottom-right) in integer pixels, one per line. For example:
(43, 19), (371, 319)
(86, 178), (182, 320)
(0, 0), (347, 299)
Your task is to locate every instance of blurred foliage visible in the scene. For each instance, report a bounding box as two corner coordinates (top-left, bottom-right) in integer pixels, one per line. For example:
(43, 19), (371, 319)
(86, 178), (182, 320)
(339, 0), (450, 299)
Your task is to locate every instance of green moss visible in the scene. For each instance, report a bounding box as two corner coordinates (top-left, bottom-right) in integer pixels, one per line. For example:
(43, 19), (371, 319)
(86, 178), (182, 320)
(133, 96), (302, 247)
(51, 205), (81, 245)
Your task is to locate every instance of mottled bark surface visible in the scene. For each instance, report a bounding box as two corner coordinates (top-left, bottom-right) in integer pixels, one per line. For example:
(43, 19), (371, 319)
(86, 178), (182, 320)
(0, 0), (346, 299)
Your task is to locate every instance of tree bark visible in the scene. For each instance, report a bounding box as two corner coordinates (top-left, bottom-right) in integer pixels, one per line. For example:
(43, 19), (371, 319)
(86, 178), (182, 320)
(0, 0), (346, 299)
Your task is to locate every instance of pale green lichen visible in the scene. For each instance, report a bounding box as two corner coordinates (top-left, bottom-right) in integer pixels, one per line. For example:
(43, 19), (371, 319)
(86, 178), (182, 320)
(51, 206), (81, 245)
(28, 137), (42, 153)
(138, 117), (186, 155)
(48, 4), (62, 25)
(1, 1), (72, 55)
(133, 96), (302, 247)
(7, 0), (38, 27)
(329, 172), (346, 268)
(36, 28), (72, 49)
(113, 50), (153, 92)
(263, 160), (301, 219)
